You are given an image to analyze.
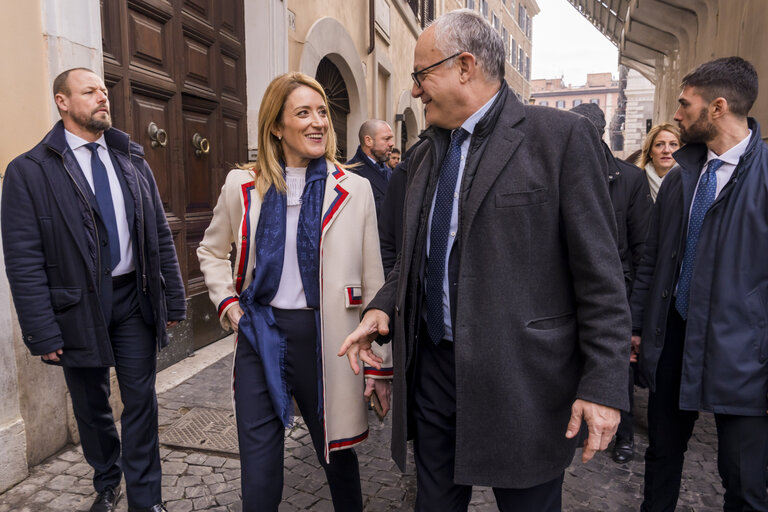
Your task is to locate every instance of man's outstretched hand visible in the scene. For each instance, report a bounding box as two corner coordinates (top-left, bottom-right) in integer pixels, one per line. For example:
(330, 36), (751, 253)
(338, 309), (390, 374)
(565, 399), (620, 463)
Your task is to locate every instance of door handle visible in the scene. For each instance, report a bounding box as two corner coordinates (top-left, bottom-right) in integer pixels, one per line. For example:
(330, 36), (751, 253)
(192, 133), (210, 157)
(147, 122), (168, 148)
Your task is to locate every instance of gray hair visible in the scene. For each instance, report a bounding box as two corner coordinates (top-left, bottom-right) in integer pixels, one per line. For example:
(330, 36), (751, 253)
(430, 9), (505, 83)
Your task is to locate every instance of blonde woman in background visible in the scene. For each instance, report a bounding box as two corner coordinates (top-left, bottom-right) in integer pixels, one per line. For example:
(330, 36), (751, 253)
(637, 123), (681, 201)
(197, 72), (392, 512)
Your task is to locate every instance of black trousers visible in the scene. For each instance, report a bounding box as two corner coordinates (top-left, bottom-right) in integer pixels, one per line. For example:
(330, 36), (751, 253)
(615, 364), (635, 442)
(413, 322), (564, 512)
(234, 308), (362, 512)
(63, 274), (160, 509)
(642, 304), (768, 512)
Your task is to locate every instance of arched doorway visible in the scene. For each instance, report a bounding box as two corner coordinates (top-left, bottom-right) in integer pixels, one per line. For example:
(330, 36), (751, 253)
(402, 107), (419, 151)
(316, 57), (350, 160)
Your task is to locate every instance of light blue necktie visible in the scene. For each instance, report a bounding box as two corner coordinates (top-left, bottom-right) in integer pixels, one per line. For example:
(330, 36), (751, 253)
(675, 158), (723, 320)
(425, 128), (469, 344)
(85, 143), (121, 269)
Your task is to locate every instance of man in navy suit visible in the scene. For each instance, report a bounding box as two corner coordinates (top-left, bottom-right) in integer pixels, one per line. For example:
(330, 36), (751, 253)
(2, 68), (185, 512)
(346, 119), (395, 217)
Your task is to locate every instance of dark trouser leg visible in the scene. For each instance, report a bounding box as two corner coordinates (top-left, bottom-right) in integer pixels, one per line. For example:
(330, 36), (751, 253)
(273, 308), (363, 512)
(62, 366), (122, 493)
(233, 337), (285, 512)
(616, 364), (635, 442)
(109, 282), (161, 508)
(493, 473), (564, 512)
(714, 414), (768, 512)
(413, 323), (472, 512)
(641, 305), (698, 512)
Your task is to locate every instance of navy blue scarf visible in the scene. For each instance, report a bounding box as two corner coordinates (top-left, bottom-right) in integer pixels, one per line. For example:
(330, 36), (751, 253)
(237, 158), (326, 427)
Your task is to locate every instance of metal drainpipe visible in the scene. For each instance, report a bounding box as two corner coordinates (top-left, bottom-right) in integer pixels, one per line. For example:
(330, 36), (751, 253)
(368, 0), (375, 55)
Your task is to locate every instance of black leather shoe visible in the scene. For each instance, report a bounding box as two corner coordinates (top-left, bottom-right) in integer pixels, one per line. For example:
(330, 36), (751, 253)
(612, 438), (634, 463)
(128, 504), (167, 512)
(90, 485), (121, 512)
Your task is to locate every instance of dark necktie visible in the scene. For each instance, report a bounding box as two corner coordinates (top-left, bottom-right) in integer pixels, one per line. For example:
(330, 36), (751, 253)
(379, 162), (391, 181)
(85, 143), (121, 269)
(675, 158), (723, 320)
(425, 128), (469, 344)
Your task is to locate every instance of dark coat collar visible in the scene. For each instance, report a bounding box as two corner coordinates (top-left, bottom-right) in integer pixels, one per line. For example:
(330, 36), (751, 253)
(37, 120), (143, 159)
(419, 82), (519, 145)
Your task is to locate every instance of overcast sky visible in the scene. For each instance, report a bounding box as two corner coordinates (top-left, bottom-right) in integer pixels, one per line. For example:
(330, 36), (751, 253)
(531, 0), (618, 86)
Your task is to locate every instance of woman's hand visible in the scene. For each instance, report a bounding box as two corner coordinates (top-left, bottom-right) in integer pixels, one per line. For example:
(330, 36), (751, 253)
(226, 304), (244, 332)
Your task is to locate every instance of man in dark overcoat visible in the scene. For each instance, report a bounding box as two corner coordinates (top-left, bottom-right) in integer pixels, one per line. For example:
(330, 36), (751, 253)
(2, 68), (185, 512)
(346, 118), (395, 217)
(340, 10), (630, 511)
(630, 57), (768, 511)
(570, 102), (652, 464)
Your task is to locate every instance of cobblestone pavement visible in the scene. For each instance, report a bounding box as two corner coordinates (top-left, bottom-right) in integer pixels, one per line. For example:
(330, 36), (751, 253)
(1, 353), (726, 511)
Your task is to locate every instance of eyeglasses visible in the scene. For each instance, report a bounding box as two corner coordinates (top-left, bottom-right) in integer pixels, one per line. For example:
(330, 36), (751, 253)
(411, 52), (461, 88)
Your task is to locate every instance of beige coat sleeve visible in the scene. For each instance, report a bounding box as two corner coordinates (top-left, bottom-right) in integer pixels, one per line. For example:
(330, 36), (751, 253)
(359, 182), (393, 378)
(197, 174), (239, 330)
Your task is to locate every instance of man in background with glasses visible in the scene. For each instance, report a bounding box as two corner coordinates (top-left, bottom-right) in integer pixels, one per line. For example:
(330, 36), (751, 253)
(341, 9), (629, 511)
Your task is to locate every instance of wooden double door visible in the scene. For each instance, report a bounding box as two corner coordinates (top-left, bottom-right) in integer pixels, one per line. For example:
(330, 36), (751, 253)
(101, 0), (247, 350)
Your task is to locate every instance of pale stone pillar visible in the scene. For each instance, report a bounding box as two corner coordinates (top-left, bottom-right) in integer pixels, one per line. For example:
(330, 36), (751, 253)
(244, 0), (289, 156)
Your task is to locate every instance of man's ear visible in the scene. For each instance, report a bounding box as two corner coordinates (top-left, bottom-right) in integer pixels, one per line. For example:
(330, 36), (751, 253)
(364, 134), (374, 148)
(456, 52), (476, 84)
(711, 97), (728, 119)
(54, 93), (69, 113)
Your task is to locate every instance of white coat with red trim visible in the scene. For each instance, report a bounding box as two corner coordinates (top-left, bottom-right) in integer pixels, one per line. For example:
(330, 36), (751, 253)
(197, 160), (391, 458)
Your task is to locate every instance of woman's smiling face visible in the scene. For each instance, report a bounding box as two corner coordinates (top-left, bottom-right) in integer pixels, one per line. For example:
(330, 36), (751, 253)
(272, 85), (329, 168)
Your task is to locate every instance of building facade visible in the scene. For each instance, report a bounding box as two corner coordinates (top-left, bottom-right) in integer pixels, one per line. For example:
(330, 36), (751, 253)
(623, 68), (655, 155)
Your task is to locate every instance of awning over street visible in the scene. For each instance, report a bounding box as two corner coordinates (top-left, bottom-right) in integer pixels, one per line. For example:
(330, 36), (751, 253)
(566, 0), (712, 83)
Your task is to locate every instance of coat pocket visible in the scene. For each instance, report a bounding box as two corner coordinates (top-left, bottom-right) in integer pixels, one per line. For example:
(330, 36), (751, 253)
(50, 287), (82, 313)
(495, 188), (548, 208)
(745, 286), (768, 363)
(344, 285), (363, 308)
(526, 311), (576, 330)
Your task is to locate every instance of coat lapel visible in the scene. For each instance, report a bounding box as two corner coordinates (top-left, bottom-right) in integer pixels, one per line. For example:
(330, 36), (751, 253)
(461, 101), (525, 234)
(235, 180), (258, 294)
(321, 162), (351, 238)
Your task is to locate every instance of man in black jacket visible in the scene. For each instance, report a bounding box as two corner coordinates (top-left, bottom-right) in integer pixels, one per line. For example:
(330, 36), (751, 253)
(346, 119), (395, 216)
(631, 57), (768, 512)
(340, 10), (630, 511)
(2, 68), (185, 512)
(570, 103), (652, 464)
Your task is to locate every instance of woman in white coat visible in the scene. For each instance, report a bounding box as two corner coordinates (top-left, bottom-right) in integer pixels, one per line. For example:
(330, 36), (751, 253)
(197, 72), (391, 511)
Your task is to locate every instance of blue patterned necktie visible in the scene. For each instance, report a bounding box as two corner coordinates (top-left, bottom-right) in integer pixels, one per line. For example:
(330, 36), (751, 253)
(675, 158), (723, 320)
(425, 128), (470, 344)
(85, 143), (121, 269)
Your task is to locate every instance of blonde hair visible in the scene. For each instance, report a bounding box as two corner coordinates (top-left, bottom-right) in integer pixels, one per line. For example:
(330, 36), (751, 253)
(638, 123), (681, 169)
(243, 72), (343, 197)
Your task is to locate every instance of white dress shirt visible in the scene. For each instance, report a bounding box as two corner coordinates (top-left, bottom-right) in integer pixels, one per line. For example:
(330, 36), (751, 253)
(425, 90), (501, 341)
(64, 130), (134, 276)
(689, 130), (752, 215)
